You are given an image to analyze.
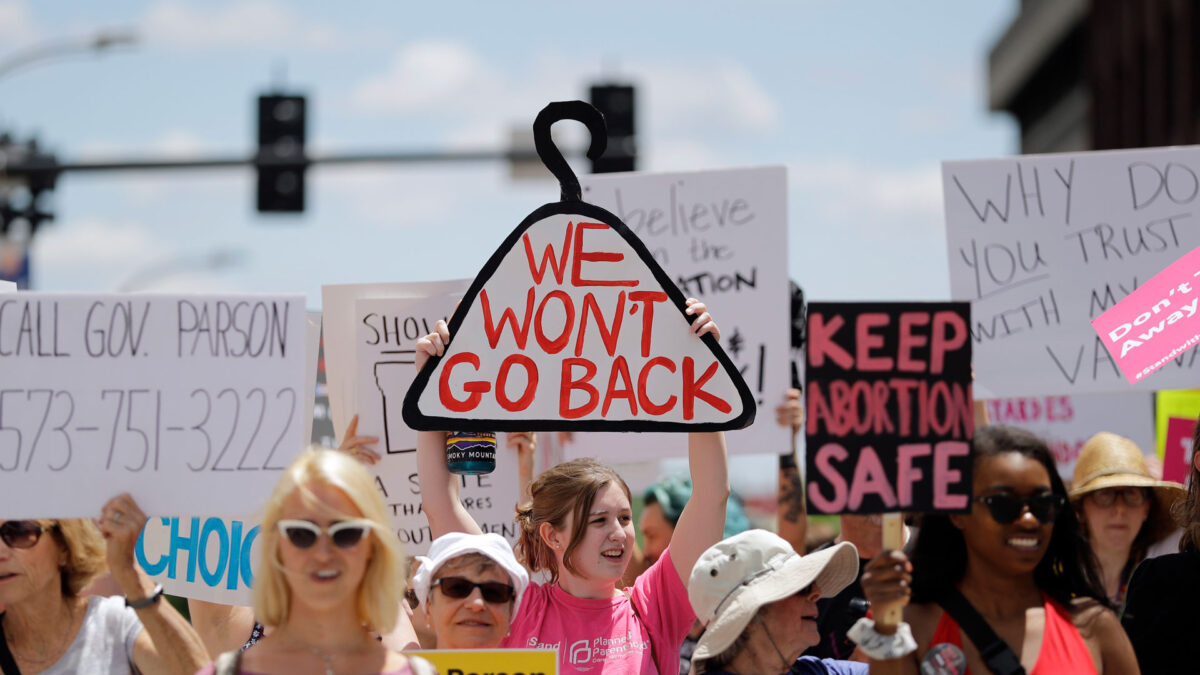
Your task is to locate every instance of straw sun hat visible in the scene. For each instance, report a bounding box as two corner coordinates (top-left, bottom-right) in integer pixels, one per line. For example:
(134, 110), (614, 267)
(688, 530), (858, 663)
(1070, 432), (1185, 543)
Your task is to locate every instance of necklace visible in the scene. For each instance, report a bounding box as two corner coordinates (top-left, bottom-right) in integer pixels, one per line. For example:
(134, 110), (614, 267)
(7, 599), (83, 668)
(307, 645), (336, 675)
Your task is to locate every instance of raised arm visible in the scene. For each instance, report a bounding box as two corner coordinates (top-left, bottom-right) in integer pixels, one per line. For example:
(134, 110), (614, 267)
(415, 320), (483, 538)
(100, 494), (210, 675)
(668, 299), (731, 583)
(775, 387), (807, 553)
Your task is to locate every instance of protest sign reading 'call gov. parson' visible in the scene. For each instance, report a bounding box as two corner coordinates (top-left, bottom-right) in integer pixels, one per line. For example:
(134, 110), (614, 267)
(805, 302), (974, 514)
(944, 146), (1200, 397)
(0, 293), (307, 518)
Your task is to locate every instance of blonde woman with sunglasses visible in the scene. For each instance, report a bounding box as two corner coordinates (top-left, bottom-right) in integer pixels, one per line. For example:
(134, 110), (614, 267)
(197, 449), (434, 675)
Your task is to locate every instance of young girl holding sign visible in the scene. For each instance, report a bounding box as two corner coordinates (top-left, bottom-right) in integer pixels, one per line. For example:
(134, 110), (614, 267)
(414, 299), (730, 675)
(856, 425), (1138, 674)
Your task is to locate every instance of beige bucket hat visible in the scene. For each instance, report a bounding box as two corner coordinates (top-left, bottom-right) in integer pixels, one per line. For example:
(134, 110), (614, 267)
(688, 530), (858, 663)
(1070, 432), (1185, 543)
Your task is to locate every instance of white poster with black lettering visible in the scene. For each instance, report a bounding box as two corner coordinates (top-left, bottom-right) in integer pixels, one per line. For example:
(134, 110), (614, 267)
(0, 293), (307, 517)
(944, 146), (1200, 396)
(355, 295), (519, 553)
(565, 166), (789, 460)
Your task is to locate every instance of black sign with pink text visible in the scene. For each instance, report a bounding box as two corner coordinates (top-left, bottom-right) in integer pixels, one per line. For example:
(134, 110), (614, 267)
(805, 302), (974, 514)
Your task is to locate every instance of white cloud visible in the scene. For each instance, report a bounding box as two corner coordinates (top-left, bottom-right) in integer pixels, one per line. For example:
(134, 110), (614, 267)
(0, 0), (38, 46)
(352, 41), (494, 114)
(32, 218), (168, 289)
(141, 0), (343, 51)
(645, 63), (779, 133)
(790, 160), (942, 223)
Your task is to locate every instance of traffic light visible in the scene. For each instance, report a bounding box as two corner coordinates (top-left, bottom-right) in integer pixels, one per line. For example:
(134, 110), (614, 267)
(256, 94), (307, 213)
(589, 84), (637, 173)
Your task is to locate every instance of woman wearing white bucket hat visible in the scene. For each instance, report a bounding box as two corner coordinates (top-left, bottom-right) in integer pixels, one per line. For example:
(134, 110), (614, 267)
(411, 532), (529, 650)
(687, 530), (864, 674)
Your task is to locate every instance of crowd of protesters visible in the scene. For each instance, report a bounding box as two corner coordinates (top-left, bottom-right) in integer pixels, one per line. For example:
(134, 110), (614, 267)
(1, 300), (1197, 675)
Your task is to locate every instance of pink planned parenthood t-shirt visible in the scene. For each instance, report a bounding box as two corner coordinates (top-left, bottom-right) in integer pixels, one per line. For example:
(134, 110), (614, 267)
(501, 547), (695, 674)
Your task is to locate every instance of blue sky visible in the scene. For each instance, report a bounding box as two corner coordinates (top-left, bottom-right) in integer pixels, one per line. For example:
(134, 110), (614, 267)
(1, 0), (1017, 305)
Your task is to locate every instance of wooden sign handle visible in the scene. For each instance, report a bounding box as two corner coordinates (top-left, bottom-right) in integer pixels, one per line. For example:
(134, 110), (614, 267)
(877, 512), (905, 629)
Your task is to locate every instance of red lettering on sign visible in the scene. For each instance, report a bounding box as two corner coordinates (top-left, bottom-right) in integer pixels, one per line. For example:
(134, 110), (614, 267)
(808, 313), (854, 370)
(439, 352), (490, 412)
(930, 311), (967, 375)
(848, 445), (897, 510)
(682, 357), (731, 421)
(534, 290), (574, 354)
(523, 222), (573, 285)
(495, 354), (538, 412)
(628, 291), (669, 357)
(855, 313), (893, 371)
(574, 291), (626, 358)
(560, 358), (599, 418)
(481, 287), (535, 350)
(933, 441), (970, 509)
(601, 356), (637, 416)
(897, 312), (930, 372)
(571, 222), (638, 287)
(808, 443), (849, 512)
(637, 357), (677, 415)
(896, 443), (931, 507)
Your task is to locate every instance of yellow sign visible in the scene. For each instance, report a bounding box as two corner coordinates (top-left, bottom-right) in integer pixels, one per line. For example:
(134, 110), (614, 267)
(408, 649), (557, 675)
(1155, 389), (1200, 458)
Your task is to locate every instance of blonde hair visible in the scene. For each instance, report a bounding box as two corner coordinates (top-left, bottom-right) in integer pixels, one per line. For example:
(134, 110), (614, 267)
(45, 519), (106, 596)
(515, 458), (631, 584)
(253, 449), (404, 632)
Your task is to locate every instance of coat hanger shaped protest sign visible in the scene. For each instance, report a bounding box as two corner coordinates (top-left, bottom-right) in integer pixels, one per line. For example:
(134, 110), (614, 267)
(402, 101), (755, 432)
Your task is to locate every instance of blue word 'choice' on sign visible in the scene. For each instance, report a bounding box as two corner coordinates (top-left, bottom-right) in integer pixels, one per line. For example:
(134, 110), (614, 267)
(136, 517), (258, 590)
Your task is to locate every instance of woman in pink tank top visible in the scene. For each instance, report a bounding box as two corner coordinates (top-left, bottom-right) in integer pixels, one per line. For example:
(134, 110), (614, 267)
(413, 301), (731, 675)
(858, 425), (1140, 674)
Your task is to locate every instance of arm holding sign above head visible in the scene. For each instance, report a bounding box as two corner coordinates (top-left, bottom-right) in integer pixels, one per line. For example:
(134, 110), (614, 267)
(669, 299), (733, 585)
(415, 320), (484, 538)
(337, 414), (381, 466)
(776, 388), (807, 553)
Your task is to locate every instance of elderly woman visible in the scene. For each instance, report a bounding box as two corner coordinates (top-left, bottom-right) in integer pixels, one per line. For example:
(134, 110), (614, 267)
(0, 494), (208, 674)
(1070, 432), (1184, 608)
(410, 532), (529, 649)
(687, 530), (862, 675)
(197, 449), (432, 674)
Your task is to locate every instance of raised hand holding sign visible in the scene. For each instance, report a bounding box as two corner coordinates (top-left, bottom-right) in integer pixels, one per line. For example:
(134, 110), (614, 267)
(403, 101), (754, 433)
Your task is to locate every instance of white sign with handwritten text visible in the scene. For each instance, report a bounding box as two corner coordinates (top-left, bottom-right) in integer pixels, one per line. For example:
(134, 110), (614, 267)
(355, 293), (519, 554)
(944, 147), (1200, 396)
(0, 293), (307, 517)
(566, 166), (790, 459)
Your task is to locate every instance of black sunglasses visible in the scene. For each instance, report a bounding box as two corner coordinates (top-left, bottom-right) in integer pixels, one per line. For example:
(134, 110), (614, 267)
(277, 519), (372, 550)
(0, 520), (47, 549)
(432, 576), (516, 604)
(975, 493), (1065, 524)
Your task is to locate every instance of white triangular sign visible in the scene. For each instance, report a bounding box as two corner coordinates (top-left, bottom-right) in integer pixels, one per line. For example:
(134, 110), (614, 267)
(403, 201), (755, 432)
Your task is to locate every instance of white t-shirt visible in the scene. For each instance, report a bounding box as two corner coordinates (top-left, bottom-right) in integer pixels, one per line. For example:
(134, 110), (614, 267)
(35, 595), (143, 674)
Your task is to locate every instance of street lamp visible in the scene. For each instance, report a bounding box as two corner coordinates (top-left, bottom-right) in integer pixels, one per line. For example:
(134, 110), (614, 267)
(0, 28), (138, 81)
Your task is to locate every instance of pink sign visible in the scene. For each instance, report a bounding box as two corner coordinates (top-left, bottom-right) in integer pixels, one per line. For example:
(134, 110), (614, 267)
(1092, 245), (1200, 383)
(1162, 416), (1197, 484)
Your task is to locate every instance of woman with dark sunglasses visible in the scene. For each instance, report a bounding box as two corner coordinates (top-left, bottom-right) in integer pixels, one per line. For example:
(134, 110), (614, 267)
(410, 532), (529, 649)
(414, 299), (731, 675)
(1069, 432), (1184, 609)
(196, 449), (434, 675)
(857, 425), (1138, 674)
(1122, 410), (1200, 674)
(0, 495), (209, 674)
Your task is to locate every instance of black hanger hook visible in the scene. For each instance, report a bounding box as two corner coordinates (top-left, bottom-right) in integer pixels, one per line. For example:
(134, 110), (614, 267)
(533, 101), (607, 202)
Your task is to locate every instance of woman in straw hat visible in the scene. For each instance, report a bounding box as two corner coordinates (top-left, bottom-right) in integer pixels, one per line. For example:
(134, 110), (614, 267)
(1122, 412), (1200, 675)
(687, 530), (862, 674)
(1070, 432), (1185, 608)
